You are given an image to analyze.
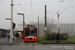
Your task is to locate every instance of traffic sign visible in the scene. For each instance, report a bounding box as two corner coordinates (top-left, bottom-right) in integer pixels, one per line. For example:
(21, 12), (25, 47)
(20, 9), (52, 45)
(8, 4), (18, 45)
(44, 27), (47, 31)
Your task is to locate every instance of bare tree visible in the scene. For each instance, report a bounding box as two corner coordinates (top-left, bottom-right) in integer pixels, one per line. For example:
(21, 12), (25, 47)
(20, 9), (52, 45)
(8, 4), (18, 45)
(39, 18), (56, 34)
(47, 18), (56, 33)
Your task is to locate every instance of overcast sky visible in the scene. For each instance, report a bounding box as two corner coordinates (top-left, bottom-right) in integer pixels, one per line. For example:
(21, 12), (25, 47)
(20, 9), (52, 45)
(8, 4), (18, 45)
(0, 0), (75, 29)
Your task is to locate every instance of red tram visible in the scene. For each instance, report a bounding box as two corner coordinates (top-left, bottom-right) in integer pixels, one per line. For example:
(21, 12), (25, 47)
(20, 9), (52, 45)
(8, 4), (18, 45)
(24, 25), (37, 42)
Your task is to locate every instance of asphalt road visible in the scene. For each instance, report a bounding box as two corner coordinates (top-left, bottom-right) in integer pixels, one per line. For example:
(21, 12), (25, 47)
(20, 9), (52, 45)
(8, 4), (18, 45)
(0, 37), (23, 45)
(0, 43), (75, 50)
(0, 37), (75, 50)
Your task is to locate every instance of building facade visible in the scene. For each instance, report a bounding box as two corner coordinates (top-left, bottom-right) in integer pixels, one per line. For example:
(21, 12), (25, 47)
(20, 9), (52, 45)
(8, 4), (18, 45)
(18, 23), (75, 36)
(0, 28), (9, 37)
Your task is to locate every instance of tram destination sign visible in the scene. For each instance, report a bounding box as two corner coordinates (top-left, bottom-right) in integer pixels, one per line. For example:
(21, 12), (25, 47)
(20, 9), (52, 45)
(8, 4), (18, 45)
(30, 28), (34, 30)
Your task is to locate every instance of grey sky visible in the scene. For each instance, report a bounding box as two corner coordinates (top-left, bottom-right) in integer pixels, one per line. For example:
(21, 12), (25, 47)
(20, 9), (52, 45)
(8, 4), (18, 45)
(0, 0), (75, 29)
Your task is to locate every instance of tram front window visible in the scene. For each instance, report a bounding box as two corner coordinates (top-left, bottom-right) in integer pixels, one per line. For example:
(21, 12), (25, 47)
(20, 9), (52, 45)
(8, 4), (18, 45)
(25, 28), (37, 36)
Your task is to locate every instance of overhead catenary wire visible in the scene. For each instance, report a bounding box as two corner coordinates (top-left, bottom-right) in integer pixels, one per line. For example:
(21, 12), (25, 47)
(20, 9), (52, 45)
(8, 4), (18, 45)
(60, 0), (73, 15)
(13, 7), (18, 13)
(30, 0), (33, 22)
(13, 0), (73, 17)
(13, 1), (61, 6)
(13, 6), (33, 22)
(13, 7), (25, 24)
(52, 0), (73, 16)
(13, 0), (74, 21)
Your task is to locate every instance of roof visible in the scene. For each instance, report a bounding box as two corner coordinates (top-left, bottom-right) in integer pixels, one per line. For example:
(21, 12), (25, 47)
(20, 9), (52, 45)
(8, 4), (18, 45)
(0, 28), (9, 30)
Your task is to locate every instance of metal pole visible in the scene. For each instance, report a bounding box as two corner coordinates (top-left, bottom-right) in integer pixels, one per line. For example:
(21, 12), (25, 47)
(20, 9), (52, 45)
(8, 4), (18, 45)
(45, 5), (47, 40)
(38, 16), (39, 37)
(23, 14), (24, 39)
(58, 11), (60, 33)
(45, 5), (47, 27)
(10, 0), (13, 44)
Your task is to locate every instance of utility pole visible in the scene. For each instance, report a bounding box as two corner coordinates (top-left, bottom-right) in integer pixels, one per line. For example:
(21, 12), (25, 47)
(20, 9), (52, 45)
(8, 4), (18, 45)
(10, 0), (13, 44)
(38, 16), (39, 37)
(23, 14), (24, 39)
(44, 5), (47, 40)
(45, 5), (47, 28)
(57, 11), (60, 33)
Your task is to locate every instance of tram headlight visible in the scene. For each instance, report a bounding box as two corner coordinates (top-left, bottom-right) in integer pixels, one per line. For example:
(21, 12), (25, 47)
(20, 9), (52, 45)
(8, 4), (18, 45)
(25, 37), (27, 38)
(35, 37), (37, 38)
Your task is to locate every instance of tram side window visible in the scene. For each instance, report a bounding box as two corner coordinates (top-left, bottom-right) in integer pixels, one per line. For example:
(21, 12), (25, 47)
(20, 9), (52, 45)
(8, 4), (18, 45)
(25, 28), (29, 36)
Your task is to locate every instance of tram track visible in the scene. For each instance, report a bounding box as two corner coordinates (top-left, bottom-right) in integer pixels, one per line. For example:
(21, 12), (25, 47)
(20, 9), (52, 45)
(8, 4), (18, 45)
(23, 42), (35, 50)
(33, 42), (34, 50)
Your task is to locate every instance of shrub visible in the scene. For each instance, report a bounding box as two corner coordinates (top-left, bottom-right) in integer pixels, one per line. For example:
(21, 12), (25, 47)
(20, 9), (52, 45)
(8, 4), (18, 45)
(38, 36), (44, 43)
(59, 33), (68, 40)
(46, 33), (56, 40)
(46, 33), (68, 40)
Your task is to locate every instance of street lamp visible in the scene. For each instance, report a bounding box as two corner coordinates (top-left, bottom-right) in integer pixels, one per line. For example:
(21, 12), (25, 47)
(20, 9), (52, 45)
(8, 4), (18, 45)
(17, 13), (25, 39)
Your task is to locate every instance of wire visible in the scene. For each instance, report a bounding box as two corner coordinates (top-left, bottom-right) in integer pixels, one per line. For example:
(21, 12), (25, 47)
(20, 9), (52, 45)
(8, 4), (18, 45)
(52, 0), (73, 17)
(13, 7), (18, 13)
(30, 0), (33, 22)
(14, 1), (60, 5)
(60, 0), (73, 14)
